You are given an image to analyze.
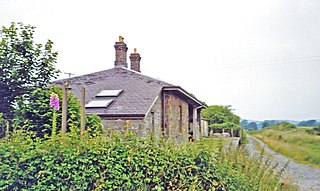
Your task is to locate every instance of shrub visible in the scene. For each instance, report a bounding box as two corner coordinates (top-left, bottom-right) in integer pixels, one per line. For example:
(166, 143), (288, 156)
(0, 130), (283, 190)
(0, 131), (223, 190)
(306, 127), (320, 135)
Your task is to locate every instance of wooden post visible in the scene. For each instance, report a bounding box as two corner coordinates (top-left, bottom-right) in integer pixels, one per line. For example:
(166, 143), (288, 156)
(80, 87), (86, 134)
(193, 107), (197, 141)
(61, 82), (68, 134)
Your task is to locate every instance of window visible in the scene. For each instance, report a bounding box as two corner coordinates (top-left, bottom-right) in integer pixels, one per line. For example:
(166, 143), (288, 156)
(96, 90), (123, 97)
(85, 99), (113, 108)
(179, 106), (182, 132)
(151, 112), (155, 131)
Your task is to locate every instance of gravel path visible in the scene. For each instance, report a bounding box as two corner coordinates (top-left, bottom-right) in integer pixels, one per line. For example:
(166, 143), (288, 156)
(247, 136), (320, 191)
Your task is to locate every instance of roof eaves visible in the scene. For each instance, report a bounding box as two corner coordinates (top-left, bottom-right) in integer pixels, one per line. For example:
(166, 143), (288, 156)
(94, 113), (146, 118)
(162, 86), (204, 107)
(144, 89), (162, 117)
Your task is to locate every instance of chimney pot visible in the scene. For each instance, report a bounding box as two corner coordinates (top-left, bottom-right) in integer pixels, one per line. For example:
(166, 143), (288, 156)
(119, 36), (123, 42)
(114, 36), (128, 68)
(130, 48), (141, 73)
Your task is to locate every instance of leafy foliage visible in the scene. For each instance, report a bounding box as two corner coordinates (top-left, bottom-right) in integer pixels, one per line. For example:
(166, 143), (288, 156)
(210, 121), (242, 130)
(0, 22), (60, 119)
(201, 105), (239, 125)
(13, 86), (102, 138)
(0, 131), (218, 190)
(201, 105), (241, 134)
(0, 130), (282, 190)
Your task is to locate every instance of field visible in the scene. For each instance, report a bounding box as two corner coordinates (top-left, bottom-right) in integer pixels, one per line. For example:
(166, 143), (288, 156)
(251, 123), (320, 168)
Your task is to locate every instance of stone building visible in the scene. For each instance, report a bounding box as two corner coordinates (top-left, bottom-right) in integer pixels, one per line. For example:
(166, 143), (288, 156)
(53, 37), (206, 142)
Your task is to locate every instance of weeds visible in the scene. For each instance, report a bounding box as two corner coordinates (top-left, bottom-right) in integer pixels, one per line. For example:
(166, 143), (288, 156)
(214, 142), (284, 191)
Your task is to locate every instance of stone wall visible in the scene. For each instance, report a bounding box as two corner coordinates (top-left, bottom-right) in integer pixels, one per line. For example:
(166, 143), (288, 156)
(100, 91), (194, 143)
(100, 94), (163, 138)
(163, 92), (189, 143)
(144, 94), (162, 139)
(102, 119), (146, 137)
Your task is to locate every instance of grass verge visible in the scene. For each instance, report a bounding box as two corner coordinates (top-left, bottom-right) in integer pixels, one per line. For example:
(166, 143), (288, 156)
(251, 123), (320, 168)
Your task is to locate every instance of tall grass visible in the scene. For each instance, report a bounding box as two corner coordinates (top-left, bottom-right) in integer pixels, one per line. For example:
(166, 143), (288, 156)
(214, 139), (285, 191)
(252, 123), (320, 168)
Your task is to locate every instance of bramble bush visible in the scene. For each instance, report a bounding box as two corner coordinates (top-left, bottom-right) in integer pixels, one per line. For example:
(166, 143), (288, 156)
(0, 130), (221, 190)
(0, 129), (283, 190)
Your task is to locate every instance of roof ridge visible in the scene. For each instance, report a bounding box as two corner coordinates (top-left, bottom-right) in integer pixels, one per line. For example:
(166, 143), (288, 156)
(53, 68), (116, 82)
(119, 67), (173, 86)
(53, 67), (174, 86)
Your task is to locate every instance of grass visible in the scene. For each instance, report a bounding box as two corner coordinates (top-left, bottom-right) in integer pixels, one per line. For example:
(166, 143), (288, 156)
(280, 175), (300, 191)
(246, 135), (299, 191)
(251, 123), (320, 168)
(249, 135), (274, 158)
(197, 138), (294, 191)
(215, 139), (286, 191)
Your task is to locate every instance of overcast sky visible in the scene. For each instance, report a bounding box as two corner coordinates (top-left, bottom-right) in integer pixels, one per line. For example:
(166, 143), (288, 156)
(1, 0), (320, 121)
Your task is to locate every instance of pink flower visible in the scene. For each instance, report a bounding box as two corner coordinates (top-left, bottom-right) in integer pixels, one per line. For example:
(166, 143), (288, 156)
(50, 92), (60, 111)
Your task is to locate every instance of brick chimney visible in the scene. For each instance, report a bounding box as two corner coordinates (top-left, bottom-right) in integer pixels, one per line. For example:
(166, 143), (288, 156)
(129, 48), (141, 72)
(114, 36), (128, 68)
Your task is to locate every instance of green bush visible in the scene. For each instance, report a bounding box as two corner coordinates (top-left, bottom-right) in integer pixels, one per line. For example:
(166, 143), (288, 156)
(264, 122), (296, 131)
(0, 130), (282, 190)
(306, 127), (320, 135)
(0, 131), (221, 190)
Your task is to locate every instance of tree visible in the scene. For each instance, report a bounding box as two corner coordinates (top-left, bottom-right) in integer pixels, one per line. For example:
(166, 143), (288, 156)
(262, 121), (270, 128)
(0, 22), (60, 119)
(240, 119), (249, 128)
(201, 105), (240, 125)
(247, 122), (258, 130)
(201, 105), (241, 135)
(298, 120), (317, 127)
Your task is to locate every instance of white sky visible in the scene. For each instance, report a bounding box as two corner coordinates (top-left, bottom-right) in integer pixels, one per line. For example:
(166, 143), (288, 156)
(1, 0), (320, 121)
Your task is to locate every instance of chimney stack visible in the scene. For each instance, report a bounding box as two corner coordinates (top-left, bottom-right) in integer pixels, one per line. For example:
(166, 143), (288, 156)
(114, 36), (128, 68)
(129, 48), (141, 72)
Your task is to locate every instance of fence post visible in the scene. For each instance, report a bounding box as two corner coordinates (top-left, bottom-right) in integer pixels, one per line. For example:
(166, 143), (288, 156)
(61, 82), (68, 134)
(80, 87), (86, 134)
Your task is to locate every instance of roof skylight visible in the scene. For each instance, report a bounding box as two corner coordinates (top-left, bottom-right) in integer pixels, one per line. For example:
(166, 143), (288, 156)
(96, 90), (123, 97)
(85, 99), (113, 108)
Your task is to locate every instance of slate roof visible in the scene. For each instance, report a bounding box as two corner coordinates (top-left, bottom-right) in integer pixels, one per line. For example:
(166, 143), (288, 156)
(52, 67), (173, 116)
